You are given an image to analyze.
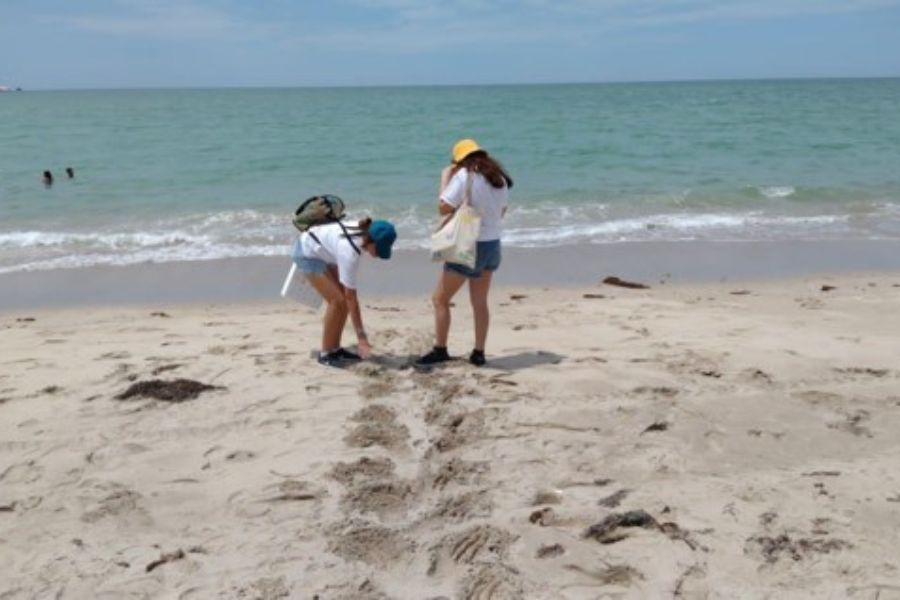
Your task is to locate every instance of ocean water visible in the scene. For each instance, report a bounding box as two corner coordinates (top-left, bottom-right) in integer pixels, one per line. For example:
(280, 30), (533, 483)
(1, 79), (899, 274)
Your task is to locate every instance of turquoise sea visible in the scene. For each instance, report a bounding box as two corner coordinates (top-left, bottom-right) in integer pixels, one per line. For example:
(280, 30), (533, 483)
(1, 79), (899, 274)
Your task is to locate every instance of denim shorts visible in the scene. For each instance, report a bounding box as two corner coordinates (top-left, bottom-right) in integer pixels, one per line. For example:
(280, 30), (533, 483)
(291, 238), (328, 274)
(297, 256), (328, 275)
(445, 240), (502, 279)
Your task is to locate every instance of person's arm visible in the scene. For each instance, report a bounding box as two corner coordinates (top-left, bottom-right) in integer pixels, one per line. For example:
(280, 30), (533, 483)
(343, 287), (371, 358)
(438, 168), (464, 216)
(440, 165), (454, 192)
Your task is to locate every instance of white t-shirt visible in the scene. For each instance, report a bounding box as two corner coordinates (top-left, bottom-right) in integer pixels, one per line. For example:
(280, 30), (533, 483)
(299, 222), (362, 289)
(440, 168), (508, 242)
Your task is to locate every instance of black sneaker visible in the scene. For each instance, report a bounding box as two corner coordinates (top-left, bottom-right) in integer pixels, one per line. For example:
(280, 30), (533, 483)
(416, 346), (451, 366)
(469, 349), (486, 367)
(317, 350), (346, 368)
(336, 347), (362, 361)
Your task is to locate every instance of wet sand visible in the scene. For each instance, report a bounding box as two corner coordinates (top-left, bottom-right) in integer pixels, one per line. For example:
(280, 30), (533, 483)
(4, 239), (900, 310)
(2, 273), (900, 597)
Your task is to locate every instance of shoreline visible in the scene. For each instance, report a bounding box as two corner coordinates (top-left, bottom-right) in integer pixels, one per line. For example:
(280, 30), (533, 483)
(3, 239), (900, 311)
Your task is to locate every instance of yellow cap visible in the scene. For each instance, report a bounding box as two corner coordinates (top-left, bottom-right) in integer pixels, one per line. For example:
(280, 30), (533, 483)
(451, 138), (482, 164)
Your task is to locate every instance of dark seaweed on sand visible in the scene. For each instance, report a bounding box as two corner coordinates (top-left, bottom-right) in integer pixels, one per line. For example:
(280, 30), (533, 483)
(603, 276), (650, 290)
(115, 379), (222, 403)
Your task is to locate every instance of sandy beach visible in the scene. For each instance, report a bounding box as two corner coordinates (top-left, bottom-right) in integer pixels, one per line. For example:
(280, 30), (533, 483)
(2, 270), (900, 598)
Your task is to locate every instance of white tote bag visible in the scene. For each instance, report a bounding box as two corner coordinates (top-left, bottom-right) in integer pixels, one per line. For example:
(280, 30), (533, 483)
(430, 173), (480, 269)
(280, 262), (323, 309)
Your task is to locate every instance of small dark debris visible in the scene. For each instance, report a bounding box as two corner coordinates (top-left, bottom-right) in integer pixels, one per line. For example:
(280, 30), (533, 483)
(759, 512), (778, 527)
(633, 386), (679, 397)
(150, 311), (171, 318)
(0, 502), (16, 512)
(641, 421), (669, 434)
(802, 470), (841, 477)
(583, 293), (606, 299)
(115, 379), (222, 403)
(151, 363), (183, 376)
(834, 367), (888, 378)
(886, 494), (900, 503)
(145, 548), (185, 572)
(746, 534), (851, 563)
(41, 385), (61, 395)
(730, 290), (751, 296)
(583, 509), (658, 543)
(820, 285), (837, 292)
(594, 478), (613, 487)
(564, 563), (643, 585)
(16, 317), (36, 322)
(698, 370), (722, 378)
(536, 543), (565, 559)
(603, 276), (649, 290)
(659, 521), (705, 551)
(746, 369), (773, 383)
(598, 489), (630, 508)
(529, 507), (556, 526)
(510, 294), (528, 301)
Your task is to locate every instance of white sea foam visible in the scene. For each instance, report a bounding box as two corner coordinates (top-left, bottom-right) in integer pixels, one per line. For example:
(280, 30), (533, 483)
(759, 186), (796, 199)
(0, 207), (892, 274)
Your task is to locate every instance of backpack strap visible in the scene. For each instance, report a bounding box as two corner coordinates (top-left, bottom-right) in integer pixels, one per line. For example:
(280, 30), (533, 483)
(338, 220), (362, 256)
(306, 220), (362, 256)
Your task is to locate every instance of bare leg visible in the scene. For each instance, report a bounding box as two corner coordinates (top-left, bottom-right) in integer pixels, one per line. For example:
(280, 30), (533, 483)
(325, 266), (349, 343)
(468, 271), (493, 351)
(432, 269), (467, 348)
(306, 272), (347, 352)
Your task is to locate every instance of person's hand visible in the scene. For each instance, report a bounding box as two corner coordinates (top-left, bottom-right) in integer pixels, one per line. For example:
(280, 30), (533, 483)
(357, 338), (373, 359)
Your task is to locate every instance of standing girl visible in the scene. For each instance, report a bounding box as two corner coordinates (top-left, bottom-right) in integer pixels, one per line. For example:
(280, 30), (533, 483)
(417, 139), (513, 367)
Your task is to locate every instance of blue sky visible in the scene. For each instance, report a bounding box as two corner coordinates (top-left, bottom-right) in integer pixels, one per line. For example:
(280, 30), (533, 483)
(2, 0), (900, 89)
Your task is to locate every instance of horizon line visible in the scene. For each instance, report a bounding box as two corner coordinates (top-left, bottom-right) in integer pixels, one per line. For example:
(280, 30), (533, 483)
(7, 74), (900, 93)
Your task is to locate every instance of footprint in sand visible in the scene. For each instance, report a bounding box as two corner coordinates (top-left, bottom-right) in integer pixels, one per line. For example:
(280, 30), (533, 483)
(344, 405), (410, 451)
(330, 456), (396, 486)
(340, 479), (415, 518)
(463, 564), (523, 600)
(232, 576), (291, 599)
(428, 490), (493, 522)
(345, 422), (410, 451)
(430, 458), (489, 491)
(80, 483), (151, 526)
(430, 410), (488, 454)
(227, 479), (324, 520)
(0, 460), (44, 485)
(827, 410), (873, 438)
(431, 525), (517, 571)
(85, 442), (150, 470)
(327, 519), (410, 566)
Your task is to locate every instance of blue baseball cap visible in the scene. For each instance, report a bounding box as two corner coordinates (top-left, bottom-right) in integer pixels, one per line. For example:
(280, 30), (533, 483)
(369, 220), (397, 259)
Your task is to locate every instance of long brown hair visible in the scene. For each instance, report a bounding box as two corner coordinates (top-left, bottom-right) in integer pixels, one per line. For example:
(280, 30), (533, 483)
(452, 151), (513, 189)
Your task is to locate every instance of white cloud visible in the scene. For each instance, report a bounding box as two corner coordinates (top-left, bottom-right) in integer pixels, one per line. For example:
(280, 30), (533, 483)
(46, 0), (276, 42)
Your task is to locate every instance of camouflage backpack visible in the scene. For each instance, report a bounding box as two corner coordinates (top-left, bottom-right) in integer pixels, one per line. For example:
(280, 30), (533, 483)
(292, 194), (347, 232)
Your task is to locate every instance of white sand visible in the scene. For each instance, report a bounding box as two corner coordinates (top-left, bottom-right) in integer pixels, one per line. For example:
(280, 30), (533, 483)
(2, 274), (900, 599)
